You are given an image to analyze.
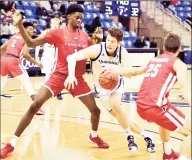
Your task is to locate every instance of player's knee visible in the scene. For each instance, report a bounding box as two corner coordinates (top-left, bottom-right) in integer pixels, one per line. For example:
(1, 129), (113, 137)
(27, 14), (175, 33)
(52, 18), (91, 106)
(91, 107), (100, 117)
(29, 100), (42, 114)
(177, 118), (191, 136)
(111, 105), (121, 115)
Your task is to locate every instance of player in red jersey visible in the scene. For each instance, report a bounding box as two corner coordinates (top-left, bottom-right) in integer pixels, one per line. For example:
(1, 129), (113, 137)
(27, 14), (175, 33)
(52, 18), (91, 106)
(129, 33), (191, 160)
(0, 21), (44, 115)
(1, 4), (108, 159)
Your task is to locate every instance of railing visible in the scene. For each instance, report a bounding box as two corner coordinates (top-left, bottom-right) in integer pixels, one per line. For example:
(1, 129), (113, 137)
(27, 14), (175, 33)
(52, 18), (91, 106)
(141, 1), (191, 37)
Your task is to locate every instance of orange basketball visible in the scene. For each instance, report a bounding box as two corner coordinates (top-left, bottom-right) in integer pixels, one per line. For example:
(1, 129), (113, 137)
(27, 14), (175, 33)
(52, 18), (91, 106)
(99, 70), (119, 90)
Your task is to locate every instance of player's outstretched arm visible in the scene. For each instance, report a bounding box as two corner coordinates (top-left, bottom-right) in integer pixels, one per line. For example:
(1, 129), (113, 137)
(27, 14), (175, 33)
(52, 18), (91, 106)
(12, 11), (47, 47)
(23, 44), (43, 69)
(174, 59), (191, 106)
(109, 47), (146, 78)
(64, 44), (101, 89)
(66, 44), (100, 76)
(0, 41), (8, 56)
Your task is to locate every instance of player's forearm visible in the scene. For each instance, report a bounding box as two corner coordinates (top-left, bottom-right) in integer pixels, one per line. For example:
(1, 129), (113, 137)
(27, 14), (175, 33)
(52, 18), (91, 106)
(67, 55), (77, 77)
(112, 67), (133, 78)
(131, 67), (146, 76)
(23, 54), (39, 65)
(17, 21), (34, 47)
(112, 66), (145, 78)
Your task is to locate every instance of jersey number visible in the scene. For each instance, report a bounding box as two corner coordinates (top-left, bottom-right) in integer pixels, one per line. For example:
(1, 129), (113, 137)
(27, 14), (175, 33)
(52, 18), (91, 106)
(145, 64), (162, 78)
(11, 39), (17, 48)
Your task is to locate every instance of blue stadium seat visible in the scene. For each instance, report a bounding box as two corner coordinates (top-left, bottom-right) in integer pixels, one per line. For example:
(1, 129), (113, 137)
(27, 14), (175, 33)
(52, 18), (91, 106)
(129, 31), (136, 37)
(124, 31), (130, 39)
(124, 40), (133, 48)
(38, 19), (47, 26)
(17, 9), (24, 13)
(1, 38), (8, 44)
(116, 22), (123, 28)
(98, 13), (104, 21)
(25, 9), (33, 17)
(121, 41), (125, 47)
(185, 7), (191, 12)
(181, 1), (191, 7)
(84, 5), (93, 12)
(37, 25), (45, 30)
(169, 7), (177, 15)
(177, 12), (186, 21)
(90, 13), (98, 19)
(184, 50), (191, 64)
(84, 13), (91, 19)
(175, 7), (184, 12)
(21, 1), (29, 6)
(30, 2), (38, 7)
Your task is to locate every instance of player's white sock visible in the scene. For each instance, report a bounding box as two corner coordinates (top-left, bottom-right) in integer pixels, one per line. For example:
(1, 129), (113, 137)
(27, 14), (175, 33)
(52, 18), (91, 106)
(163, 142), (172, 155)
(10, 135), (18, 147)
(91, 130), (98, 138)
(178, 156), (189, 160)
(124, 128), (133, 138)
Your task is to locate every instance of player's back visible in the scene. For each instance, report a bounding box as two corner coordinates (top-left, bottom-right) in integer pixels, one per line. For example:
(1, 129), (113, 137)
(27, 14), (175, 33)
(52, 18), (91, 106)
(4, 33), (25, 59)
(137, 53), (179, 108)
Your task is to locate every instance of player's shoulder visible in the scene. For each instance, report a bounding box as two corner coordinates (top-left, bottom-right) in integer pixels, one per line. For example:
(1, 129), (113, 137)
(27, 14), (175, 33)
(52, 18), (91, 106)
(48, 27), (64, 36)
(174, 58), (186, 69)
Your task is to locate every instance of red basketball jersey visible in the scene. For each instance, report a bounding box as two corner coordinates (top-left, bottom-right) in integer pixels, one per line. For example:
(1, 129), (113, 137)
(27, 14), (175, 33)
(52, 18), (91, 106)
(44, 27), (89, 77)
(137, 53), (179, 107)
(4, 33), (25, 59)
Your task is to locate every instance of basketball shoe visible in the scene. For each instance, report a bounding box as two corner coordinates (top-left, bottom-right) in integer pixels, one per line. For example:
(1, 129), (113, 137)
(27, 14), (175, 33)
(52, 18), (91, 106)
(144, 137), (156, 153)
(0, 143), (14, 158)
(163, 149), (179, 160)
(127, 135), (138, 151)
(88, 134), (109, 149)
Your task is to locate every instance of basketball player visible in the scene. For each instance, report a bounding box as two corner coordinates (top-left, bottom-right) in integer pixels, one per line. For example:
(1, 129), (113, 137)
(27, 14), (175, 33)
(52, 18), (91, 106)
(65, 27), (156, 152)
(35, 17), (63, 100)
(1, 4), (108, 159)
(135, 33), (191, 160)
(0, 21), (45, 116)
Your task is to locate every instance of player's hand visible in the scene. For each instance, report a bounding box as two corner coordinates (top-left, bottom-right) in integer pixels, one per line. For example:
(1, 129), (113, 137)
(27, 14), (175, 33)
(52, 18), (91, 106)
(12, 10), (22, 25)
(37, 63), (43, 69)
(93, 27), (103, 40)
(64, 75), (78, 90)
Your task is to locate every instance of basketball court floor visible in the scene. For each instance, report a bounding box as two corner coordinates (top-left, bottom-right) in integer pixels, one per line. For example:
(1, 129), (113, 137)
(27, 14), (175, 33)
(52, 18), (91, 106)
(1, 69), (191, 160)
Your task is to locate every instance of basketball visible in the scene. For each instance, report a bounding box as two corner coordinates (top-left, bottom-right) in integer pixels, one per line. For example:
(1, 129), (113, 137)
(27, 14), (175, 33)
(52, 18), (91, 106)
(99, 70), (119, 90)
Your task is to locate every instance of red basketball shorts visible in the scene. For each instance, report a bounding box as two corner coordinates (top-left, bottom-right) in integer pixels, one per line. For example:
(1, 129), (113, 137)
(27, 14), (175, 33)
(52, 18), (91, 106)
(44, 72), (92, 97)
(1, 56), (26, 77)
(137, 101), (186, 131)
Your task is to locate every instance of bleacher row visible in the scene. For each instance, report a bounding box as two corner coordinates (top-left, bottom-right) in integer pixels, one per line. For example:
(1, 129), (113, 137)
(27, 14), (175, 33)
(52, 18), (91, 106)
(0, 1), (139, 48)
(162, 1), (191, 22)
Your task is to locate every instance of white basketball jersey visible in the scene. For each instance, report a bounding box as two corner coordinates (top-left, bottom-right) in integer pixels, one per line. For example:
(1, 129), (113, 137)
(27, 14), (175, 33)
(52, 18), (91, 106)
(91, 42), (122, 80)
(91, 42), (124, 96)
(41, 29), (56, 74)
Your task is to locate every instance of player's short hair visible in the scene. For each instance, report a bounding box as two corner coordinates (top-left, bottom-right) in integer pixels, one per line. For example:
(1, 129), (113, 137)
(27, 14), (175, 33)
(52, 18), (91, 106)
(164, 33), (181, 53)
(66, 4), (84, 15)
(23, 22), (33, 28)
(107, 27), (123, 42)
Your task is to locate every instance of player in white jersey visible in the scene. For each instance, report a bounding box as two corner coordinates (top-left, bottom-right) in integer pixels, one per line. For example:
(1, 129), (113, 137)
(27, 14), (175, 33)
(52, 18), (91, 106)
(65, 27), (156, 152)
(35, 18), (63, 100)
